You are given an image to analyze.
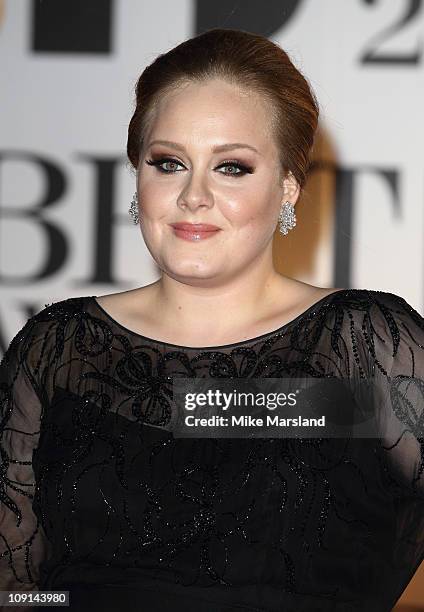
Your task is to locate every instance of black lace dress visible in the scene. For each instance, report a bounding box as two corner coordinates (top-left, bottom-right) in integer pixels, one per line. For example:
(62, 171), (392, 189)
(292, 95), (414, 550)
(0, 289), (423, 612)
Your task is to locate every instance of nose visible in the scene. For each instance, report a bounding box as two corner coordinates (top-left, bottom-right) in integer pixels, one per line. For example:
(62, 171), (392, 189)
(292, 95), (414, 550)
(177, 170), (214, 213)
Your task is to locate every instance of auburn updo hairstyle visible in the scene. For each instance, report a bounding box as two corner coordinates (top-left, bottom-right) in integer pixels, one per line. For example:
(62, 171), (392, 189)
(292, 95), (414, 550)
(127, 28), (319, 191)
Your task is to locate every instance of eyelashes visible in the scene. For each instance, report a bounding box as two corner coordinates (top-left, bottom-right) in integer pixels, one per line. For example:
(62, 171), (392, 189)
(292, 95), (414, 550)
(145, 156), (254, 177)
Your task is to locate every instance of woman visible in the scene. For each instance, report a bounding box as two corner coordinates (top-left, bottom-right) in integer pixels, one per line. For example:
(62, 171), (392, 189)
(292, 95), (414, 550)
(0, 28), (423, 612)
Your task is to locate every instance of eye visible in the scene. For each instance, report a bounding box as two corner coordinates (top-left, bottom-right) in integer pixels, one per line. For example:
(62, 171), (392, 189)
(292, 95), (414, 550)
(216, 160), (254, 177)
(145, 157), (185, 174)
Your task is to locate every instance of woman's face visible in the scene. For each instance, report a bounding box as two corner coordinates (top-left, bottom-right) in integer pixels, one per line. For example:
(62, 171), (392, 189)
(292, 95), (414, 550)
(137, 78), (300, 285)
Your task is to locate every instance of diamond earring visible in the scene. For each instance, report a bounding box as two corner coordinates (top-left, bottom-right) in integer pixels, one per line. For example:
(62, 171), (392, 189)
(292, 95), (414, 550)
(129, 191), (139, 225)
(278, 201), (296, 235)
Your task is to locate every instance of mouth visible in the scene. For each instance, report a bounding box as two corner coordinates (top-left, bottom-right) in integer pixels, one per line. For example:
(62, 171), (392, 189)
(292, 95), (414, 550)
(169, 223), (221, 242)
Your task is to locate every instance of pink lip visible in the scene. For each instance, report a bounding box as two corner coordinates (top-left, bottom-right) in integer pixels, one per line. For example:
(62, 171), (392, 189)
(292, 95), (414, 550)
(170, 223), (220, 231)
(170, 223), (221, 242)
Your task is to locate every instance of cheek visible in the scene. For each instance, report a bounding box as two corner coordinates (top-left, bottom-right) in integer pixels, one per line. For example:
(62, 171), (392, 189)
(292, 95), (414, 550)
(138, 184), (172, 220)
(223, 193), (275, 229)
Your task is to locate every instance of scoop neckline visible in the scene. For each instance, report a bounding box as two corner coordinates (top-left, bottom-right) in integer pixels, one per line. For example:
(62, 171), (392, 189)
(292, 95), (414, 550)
(89, 289), (350, 351)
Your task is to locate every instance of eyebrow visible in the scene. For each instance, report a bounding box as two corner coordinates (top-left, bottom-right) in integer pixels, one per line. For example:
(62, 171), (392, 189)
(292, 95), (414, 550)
(147, 139), (260, 155)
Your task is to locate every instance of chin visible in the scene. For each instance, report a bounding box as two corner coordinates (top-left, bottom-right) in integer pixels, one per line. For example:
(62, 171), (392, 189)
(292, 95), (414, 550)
(165, 264), (221, 281)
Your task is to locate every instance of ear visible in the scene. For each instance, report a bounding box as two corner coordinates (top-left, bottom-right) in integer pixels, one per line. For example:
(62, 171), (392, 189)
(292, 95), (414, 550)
(281, 170), (301, 204)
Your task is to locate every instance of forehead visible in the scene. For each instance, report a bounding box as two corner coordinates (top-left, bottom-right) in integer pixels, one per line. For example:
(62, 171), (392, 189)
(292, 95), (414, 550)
(146, 79), (276, 152)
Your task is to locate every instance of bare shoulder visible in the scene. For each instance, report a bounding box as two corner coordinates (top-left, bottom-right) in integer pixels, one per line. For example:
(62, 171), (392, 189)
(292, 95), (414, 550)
(283, 279), (346, 310)
(250, 278), (347, 334)
(292, 283), (347, 320)
(95, 284), (157, 323)
(306, 284), (345, 301)
(96, 284), (155, 305)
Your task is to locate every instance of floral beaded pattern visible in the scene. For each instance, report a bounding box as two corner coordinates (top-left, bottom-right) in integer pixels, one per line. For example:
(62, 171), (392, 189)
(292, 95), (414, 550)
(0, 288), (423, 611)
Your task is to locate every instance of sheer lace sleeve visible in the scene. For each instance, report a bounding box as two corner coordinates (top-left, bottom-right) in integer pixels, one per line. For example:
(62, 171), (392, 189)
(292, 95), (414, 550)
(359, 291), (424, 596)
(365, 292), (424, 499)
(0, 316), (53, 603)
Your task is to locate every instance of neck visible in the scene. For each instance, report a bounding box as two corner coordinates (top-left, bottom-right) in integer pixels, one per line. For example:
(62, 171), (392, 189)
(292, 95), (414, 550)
(147, 259), (292, 335)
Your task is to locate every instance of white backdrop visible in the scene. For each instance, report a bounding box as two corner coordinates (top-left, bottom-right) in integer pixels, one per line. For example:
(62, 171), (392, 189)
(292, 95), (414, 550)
(1, 0), (423, 347)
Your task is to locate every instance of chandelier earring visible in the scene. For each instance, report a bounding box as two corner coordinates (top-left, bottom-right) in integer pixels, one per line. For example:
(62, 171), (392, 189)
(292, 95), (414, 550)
(278, 201), (296, 236)
(129, 191), (140, 225)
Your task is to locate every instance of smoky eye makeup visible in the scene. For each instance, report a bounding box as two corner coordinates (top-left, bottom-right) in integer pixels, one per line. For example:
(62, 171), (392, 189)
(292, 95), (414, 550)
(144, 153), (255, 177)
